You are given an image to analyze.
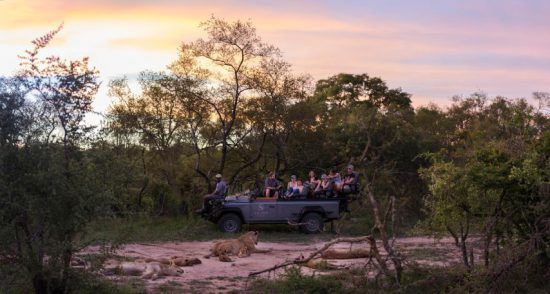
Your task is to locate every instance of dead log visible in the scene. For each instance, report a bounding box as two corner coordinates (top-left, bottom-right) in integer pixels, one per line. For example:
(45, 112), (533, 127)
(248, 236), (372, 277)
(321, 248), (370, 259)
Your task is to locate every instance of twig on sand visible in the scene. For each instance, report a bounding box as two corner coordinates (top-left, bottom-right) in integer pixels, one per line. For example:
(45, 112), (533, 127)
(125, 250), (154, 258)
(248, 236), (373, 277)
(287, 219), (308, 226)
(136, 243), (182, 252)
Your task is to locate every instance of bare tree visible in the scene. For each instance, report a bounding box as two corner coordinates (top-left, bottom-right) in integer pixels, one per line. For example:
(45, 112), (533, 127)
(173, 16), (280, 186)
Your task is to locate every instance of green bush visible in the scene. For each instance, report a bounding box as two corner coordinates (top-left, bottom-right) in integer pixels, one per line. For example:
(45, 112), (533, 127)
(249, 267), (344, 294)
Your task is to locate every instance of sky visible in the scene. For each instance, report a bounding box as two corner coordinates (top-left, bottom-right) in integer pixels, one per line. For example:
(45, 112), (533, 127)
(1, 0), (549, 115)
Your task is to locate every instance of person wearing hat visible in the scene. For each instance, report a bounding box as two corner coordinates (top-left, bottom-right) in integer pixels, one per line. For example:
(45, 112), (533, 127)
(196, 174), (227, 214)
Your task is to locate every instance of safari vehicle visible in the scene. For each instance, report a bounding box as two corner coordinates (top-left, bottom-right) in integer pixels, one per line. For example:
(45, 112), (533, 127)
(201, 193), (348, 234)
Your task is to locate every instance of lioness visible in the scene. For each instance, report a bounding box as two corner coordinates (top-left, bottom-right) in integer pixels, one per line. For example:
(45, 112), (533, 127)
(144, 256), (202, 267)
(142, 262), (184, 280)
(205, 231), (271, 262)
(103, 260), (183, 280)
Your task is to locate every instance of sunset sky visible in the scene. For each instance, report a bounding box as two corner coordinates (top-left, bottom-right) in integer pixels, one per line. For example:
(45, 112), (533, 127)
(1, 0), (549, 114)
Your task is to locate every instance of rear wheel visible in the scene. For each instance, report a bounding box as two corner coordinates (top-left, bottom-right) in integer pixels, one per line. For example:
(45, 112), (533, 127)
(218, 213), (242, 233)
(300, 212), (324, 234)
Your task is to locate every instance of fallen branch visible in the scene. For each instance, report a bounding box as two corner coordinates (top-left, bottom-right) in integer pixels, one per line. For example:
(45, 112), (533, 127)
(248, 236), (372, 277)
(137, 243), (182, 252)
(287, 219), (308, 226)
(321, 248), (371, 259)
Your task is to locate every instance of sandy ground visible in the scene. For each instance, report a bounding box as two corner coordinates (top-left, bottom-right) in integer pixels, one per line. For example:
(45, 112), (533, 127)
(81, 236), (476, 293)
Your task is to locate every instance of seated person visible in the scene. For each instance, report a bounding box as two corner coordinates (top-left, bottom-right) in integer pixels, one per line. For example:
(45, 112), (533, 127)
(299, 180), (310, 198)
(308, 170), (320, 192)
(314, 174), (334, 198)
(285, 175), (299, 197)
(196, 174), (227, 214)
(286, 179), (305, 199)
(342, 164), (359, 194)
(264, 171), (281, 198)
(328, 168), (343, 194)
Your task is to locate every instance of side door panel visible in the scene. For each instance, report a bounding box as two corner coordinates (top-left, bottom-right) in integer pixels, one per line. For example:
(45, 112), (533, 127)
(248, 202), (278, 222)
(276, 202), (303, 222)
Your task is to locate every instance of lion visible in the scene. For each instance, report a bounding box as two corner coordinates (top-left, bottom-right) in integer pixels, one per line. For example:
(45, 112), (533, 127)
(142, 262), (184, 280)
(205, 231), (271, 262)
(305, 258), (338, 270)
(102, 260), (183, 280)
(144, 256), (202, 267)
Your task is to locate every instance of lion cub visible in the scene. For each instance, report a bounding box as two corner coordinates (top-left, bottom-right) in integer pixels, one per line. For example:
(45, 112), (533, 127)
(205, 231), (271, 262)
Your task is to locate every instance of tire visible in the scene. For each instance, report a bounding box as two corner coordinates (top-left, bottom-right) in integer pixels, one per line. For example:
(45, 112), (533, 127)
(217, 213), (242, 233)
(300, 212), (324, 234)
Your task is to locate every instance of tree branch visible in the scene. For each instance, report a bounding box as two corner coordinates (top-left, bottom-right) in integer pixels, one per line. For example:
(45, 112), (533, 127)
(248, 236), (373, 277)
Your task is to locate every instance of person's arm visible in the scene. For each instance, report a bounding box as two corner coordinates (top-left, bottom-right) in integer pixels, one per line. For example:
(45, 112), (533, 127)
(213, 182), (221, 195)
(352, 173), (359, 185)
(214, 181), (226, 195)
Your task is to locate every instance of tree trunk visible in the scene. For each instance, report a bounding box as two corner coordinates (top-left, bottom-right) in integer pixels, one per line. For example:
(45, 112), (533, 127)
(219, 140), (227, 175)
(365, 177), (403, 284)
(483, 231), (493, 267)
(137, 147), (148, 209)
(459, 223), (470, 268)
(33, 273), (48, 294)
(447, 224), (470, 268)
(59, 248), (72, 294)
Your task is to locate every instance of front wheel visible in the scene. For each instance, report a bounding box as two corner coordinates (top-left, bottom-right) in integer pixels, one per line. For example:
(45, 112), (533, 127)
(300, 212), (324, 234)
(218, 213), (242, 233)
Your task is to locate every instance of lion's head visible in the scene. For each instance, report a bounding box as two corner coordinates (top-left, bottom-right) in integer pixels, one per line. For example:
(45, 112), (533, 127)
(239, 231), (259, 246)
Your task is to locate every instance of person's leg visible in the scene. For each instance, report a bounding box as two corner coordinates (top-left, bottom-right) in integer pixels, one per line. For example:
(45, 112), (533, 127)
(203, 194), (214, 210)
(196, 194), (213, 214)
(286, 189), (293, 199)
(210, 195), (224, 208)
(341, 198), (350, 213)
(288, 189), (295, 198)
(342, 185), (351, 194)
(326, 182), (335, 197)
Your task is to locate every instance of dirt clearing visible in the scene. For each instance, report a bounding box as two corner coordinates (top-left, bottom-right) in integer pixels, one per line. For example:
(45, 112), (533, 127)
(82, 236), (475, 293)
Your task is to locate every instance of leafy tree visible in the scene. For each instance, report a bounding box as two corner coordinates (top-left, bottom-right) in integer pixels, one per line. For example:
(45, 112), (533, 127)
(419, 93), (549, 271)
(0, 26), (112, 293)
(108, 71), (206, 214)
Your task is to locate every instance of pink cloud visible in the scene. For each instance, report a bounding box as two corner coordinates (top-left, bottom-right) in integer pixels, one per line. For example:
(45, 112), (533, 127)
(1, 0), (548, 109)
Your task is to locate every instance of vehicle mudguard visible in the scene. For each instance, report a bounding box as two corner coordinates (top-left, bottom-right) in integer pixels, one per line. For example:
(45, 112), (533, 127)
(211, 207), (245, 223)
(299, 206), (327, 219)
